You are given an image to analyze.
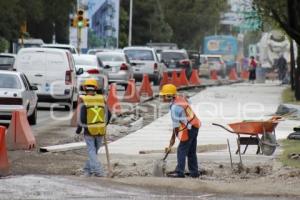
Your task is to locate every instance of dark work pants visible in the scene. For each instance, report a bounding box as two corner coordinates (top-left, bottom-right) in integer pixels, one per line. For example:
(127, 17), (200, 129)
(175, 126), (199, 177)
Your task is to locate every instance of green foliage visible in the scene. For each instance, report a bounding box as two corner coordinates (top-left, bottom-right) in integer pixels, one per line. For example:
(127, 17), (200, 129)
(119, 6), (129, 48)
(0, 37), (9, 52)
(279, 139), (300, 169)
(120, 0), (226, 49)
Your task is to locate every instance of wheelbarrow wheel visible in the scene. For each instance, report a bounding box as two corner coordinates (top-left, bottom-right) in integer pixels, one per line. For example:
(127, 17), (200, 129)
(260, 133), (277, 156)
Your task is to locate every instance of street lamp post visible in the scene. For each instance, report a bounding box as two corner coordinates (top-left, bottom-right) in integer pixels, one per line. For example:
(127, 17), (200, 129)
(128, 0), (133, 46)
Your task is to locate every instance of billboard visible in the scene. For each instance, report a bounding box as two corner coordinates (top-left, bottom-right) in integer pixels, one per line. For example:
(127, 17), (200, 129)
(88, 0), (120, 48)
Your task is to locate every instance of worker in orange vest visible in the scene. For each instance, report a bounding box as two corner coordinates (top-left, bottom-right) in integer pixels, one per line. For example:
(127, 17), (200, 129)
(160, 84), (201, 178)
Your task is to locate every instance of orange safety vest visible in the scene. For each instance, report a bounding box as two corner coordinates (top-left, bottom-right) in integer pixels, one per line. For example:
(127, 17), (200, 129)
(172, 96), (201, 142)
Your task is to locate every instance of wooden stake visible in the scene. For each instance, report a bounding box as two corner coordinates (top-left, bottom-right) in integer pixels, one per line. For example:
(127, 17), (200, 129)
(103, 135), (113, 178)
(227, 139), (233, 170)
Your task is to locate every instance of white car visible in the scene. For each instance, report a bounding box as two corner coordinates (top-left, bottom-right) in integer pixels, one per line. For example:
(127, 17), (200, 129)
(96, 51), (133, 89)
(0, 71), (38, 125)
(42, 44), (78, 54)
(14, 48), (77, 110)
(199, 54), (226, 78)
(0, 53), (16, 71)
(123, 46), (165, 85)
(73, 54), (108, 95)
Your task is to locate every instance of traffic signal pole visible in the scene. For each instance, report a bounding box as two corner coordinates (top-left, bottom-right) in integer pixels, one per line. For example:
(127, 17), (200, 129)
(77, 27), (82, 54)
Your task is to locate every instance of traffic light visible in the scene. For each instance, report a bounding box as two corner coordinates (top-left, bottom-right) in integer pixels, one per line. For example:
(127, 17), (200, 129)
(70, 17), (77, 27)
(77, 9), (84, 28)
(84, 18), (90, 27)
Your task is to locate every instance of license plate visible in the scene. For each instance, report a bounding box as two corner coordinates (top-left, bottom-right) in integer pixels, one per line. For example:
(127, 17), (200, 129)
(112, 67), (117, 73)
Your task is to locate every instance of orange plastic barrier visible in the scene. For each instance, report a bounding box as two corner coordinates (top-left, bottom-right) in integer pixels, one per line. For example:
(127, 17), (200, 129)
(170, 71), (180, 87)
(123, 79), (140, 103)
(6, 110), (36, 150)
(139, 74), (153, 97)
(241, 70), (250, 80)
(107, 83), (122, 114)
(210, 70), (218, 80)
(179, 69), (190, 86)
(229, 68), (238, 80)
(189, 69), (201, 85)
(160, 72), (169, 88)
(0, 126), (9, 176)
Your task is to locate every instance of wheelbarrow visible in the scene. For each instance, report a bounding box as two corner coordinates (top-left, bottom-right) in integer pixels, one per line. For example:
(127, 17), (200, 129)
(212, 116), (281, 156)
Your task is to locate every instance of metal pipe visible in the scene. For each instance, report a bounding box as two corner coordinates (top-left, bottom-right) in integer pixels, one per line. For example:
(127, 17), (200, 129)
(128, 0), (133, 46)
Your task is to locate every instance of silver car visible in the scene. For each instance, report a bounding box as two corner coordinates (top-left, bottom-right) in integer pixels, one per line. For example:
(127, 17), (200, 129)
(96, 51), (133, 89)
(123, 46), (166, 85)
(0, 71), (38, 125)
(73, 54), (108, 95)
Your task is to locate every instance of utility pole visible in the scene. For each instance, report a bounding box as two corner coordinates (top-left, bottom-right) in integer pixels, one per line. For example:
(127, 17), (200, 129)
(128, 0), (133, 46)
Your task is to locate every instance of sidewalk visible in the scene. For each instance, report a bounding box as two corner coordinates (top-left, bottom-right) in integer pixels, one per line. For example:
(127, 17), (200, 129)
(107, 82), (299, 155)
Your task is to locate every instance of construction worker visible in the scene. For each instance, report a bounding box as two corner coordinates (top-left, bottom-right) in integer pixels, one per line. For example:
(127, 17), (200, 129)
(76, 78), (111, 177)
(160, 84), (201, 178)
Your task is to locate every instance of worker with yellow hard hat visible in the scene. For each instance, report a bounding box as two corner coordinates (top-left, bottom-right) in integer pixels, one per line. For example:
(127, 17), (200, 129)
(160, 84), (201, 178)
(76, 78), (111, 177)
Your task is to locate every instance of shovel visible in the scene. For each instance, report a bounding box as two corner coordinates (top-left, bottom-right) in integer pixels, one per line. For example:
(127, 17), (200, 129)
(153, 148), (171, 177)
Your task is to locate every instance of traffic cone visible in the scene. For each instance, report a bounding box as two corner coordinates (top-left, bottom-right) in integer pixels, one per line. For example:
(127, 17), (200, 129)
(139, 74), (153, 97)
(229, 68), (238, 80)
(241, 70), (249, 80)
(0, 126), (9, 176)
(210, 70), (218, 80)
(107, 83), (122, 114)
(6, 110), (36, 150)
(160, 72), (169, 88)
(70, 97), (82, 127)
(179, 69), (190, 86)
(123, 79), (140, 103)
(170, 71), (180, 87)
(189, 69), (201, 85)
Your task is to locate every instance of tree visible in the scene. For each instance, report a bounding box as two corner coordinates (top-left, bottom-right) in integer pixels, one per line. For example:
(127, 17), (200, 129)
(254, 0), (300, 100)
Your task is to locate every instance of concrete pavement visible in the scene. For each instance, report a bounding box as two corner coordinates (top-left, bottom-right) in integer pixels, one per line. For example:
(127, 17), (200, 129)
(107, 82), (299, 155)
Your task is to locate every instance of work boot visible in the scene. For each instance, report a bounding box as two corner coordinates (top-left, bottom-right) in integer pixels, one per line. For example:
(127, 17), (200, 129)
(166, 171), (185, 178)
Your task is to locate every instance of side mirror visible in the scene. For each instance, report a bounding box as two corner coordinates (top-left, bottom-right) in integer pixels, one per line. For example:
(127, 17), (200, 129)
(160, 59), (165, 63)
(104, 65), (111, 69)
(76, 68), (84, 75)
(30, 85), (38, 90)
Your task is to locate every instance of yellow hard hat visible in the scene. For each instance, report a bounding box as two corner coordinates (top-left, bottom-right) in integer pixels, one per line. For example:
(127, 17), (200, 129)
(159, 84), (177, 96)
(83, 78), (98, 89)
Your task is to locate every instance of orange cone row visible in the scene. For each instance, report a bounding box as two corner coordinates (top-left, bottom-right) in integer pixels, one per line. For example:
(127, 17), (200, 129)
(160, 69), (202, 88)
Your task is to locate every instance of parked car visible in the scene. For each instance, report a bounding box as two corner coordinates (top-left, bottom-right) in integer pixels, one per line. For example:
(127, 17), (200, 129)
(73, 54), (108, 95)
(0, 71), (38, 125)
(0, 53), (16, 71)
(123, 46), (165, 85)
(160, 49), (192, 77)
(199, 54), (226, 78)
(42, 44), (78, 54)
(14, 48), (77, 110)
(96, 51), (133, 89)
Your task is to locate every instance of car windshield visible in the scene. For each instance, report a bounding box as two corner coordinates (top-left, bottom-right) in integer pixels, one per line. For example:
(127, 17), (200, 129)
(74, 57), (98, 66)
(208, 57), (221, 62)
(97, 54), (125, 62)
(124, 50), (154, 61)
(0, 74), (22, 89)
(0, 56), (14, 66)
(161, 52), (187, 61)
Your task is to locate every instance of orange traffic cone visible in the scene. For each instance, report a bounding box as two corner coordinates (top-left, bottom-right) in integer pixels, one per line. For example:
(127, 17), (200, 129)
(229, 68), (238, 80)
(6, 110), (36, 150)
(210, 70), (218, 80)
(189, 69), (201, 85)
(179, 69), (190, 86)
(241, 70), (249, 80)
(0, 126), (9, 176)
(160, 72), (169, 88)
(170, 71), (180, 87)
(107, 83), (122, 114)
(139, 74), (153, 97)
(123, 79), (140, 103)
(70, 97), (82, 127)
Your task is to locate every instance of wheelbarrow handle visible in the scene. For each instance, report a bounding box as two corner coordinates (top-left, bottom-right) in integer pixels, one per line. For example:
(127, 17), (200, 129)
(212, 123), (236, 134)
